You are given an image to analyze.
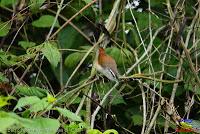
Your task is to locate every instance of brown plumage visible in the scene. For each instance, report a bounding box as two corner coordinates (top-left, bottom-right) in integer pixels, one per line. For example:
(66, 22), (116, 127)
(95, 47), (119, 81)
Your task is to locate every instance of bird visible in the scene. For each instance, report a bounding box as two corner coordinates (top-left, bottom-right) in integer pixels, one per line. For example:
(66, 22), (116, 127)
(95, 47), (119, 81)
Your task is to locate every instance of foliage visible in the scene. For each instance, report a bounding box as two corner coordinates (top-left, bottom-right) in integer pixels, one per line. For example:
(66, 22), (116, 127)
(0, 0), (200, 134)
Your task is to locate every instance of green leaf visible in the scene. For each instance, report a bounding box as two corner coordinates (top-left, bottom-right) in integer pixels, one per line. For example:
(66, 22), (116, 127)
(14, 96), (41, 111)
(0, 96), (15, 108)
(0, 0), (16, 6)
(106, 47), (133, 67)
(18, 41), (36, 49)
(0, 116), (17, 133)
(186, 84), (200, 95)
(47, 93), (57, 103)
(56, 107), (82, 122)
(148, 0), (163, 7)
(0, 50), (19, 67)
(32, 15), (60, 28)
(0, 21), (11, 37)
(132, 114), (143, 125)
(0, 112), (20, 133)
(0, 72), (9, 82)
(42, 42), (61, 67)
(87, 129), (102, 134)
(19, 117), (60, 134)
(29, 98), (52, 113)
(82, 0), (93, 4)
(58, 25), (85, 49)
(29, 0), (46, 13)
(133, 12), (162, 30)
(14, 92), (52, 113)
(0, 111), (60, 134)
(15, 85), (47, 98)
(104, 129), (119, 134)
(64, 122), (87, 134)
(111, 90), (126, 105)
(64, 52), (84, 68)
(51, 63), (69, 86)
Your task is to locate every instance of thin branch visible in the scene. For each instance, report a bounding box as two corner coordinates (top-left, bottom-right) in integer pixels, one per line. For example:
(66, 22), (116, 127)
(91, 81), (119, 129)
(49, 0), (97, 39)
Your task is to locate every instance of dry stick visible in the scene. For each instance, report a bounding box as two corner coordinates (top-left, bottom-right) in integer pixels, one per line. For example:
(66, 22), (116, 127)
(121, 10), (164, 132)
(164, 0), (179, 132)
(145, 101), (162, 134)
(164, 0), (200, 132)
(75, 84), (93, 127)
(49, 0), (97, 40)
(91, 82), (119, 129)
(48, 9), (94, 44)
(46, 0), (64, 40)
(86, 87), (92, 126)
(139, 81), (147, 134)
(6, 17), (28, 52)
(34, 62), (53, 91)
(131, 16), (146, 133)
(182, 45), (200, 86)
(145, 25), (174, 134)
(121, 74), (182, 83)
(125, 26), (165, 75)
(170, 1), (199, 104)
(76, 95), (86, 115)
(125, 17), (147, 132)
(127, 0), (155, 83)
(178, 5), (200, 87)
(6, 1), (47, 51)
(181, 35), (200, 87)
(56, 78), (98, 103)
(64, 45), (96, 89)
(147, 1), (159, 133)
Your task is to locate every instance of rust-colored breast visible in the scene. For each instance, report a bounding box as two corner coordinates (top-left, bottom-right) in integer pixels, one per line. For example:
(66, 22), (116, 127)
(98, 53), (118, 75)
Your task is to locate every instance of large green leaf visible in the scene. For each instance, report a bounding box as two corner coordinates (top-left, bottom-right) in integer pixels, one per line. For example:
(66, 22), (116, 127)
(56, 107), (82, 122)
(42, 42), (61, 67)
(14, 96), (41, 111)
(29, 98), (52, 113)
(23, 117), (60, 134)
(126, 12), (162, 30)
(14, 95), (52, 113)
(0, 0), (16, 6)
(0, 111), (60, 134)
(0, 21), (11, 37)
(32, 15), (60, 28)
(58, 25), (86, 49)
(64, 52), (85, 68)
(29, 0), (46, 13)
(0, 116), (17, 133)
(15, 85), (47, 98)
(18, 41), (36, 50)
(106, 47), (133, 67)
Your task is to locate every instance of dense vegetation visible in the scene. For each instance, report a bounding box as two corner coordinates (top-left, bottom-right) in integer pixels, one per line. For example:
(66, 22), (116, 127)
(0, 0), (200, 133)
